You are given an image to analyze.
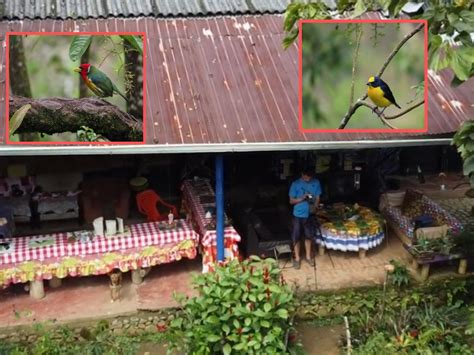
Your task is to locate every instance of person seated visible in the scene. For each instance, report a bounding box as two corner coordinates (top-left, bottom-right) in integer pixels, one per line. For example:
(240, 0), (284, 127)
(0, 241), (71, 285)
(136, 189), (177, 222)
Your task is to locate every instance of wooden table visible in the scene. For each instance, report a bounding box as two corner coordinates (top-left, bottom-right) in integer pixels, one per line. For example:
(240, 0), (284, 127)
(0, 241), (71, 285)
(404, 245), (467, 281)
(0, 220), (198, 299)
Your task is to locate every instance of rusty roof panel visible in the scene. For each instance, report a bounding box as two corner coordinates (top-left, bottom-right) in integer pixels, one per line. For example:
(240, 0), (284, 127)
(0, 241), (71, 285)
(0, 15), (472, 148)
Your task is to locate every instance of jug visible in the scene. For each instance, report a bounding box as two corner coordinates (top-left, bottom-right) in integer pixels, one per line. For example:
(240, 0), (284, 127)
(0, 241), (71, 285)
(106, 219), (117, 236)
(117, 217), (124, 234)
(93, 217), (104, 237)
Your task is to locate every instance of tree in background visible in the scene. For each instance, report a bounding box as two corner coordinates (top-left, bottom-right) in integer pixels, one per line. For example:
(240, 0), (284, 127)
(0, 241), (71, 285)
(283, 1), (473, 186)
(8, 36), (31, 97)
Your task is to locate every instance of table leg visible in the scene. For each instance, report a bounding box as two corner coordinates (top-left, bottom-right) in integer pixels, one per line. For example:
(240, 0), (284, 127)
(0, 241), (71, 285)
(458, 259), (467, 275)
(420, 264), (430, 281)
(131, 267), (151, 285)
(49, 277), (62, 289)
(30, 280), (45, 299)
(318, 245), (325, 256)
(358, 249), (366, 258)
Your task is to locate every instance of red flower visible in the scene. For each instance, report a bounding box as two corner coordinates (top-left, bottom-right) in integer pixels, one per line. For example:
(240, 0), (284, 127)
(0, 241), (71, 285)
(156, 323), (167, 332)
(409, 329), (418, 338)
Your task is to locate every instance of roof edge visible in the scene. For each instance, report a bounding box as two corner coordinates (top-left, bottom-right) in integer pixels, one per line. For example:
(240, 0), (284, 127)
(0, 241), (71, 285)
(0, 138), (453, 156)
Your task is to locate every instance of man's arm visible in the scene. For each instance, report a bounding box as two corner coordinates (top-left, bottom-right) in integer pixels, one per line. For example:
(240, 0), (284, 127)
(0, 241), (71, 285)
(289, 195), (308, 205)
(314, 195), (320, 208)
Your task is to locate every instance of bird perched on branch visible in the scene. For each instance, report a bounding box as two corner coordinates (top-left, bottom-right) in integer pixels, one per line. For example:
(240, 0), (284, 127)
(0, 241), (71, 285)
(366, 76), (400, 116)
(74, 64), (128, 102)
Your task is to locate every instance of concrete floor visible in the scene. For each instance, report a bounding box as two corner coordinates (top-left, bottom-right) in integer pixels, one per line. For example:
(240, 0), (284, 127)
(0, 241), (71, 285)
(0, 232), (464, 329)
(282, 233), (408, 291)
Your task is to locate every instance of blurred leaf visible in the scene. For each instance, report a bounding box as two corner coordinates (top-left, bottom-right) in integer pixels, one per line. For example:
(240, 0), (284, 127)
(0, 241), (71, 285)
(10, 104), (31, 135)
(283, 3), (301, 32)
(459, 9), (474, 24)
(353, 0), (367, 18)
(282, 28), (298, 49)
(463, 155), (474, 176)
(69, 35), (92, 62)
(450, 48), (471, 81)
(120, 35), (143, 55)
(388, 0), (409, 17)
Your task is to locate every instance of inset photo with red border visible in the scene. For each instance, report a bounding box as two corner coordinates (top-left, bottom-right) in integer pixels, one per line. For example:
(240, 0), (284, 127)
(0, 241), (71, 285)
(6, 32), (145, 144)
(299, 19), (428, 132)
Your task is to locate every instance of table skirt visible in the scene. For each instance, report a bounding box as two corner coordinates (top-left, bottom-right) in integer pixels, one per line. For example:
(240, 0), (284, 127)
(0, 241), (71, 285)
(316, 231), (384, 252)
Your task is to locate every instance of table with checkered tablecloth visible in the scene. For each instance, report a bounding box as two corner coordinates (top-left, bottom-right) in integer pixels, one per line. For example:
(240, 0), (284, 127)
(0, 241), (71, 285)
(181, 179), (241, 272)
(0, 219), (198, 288)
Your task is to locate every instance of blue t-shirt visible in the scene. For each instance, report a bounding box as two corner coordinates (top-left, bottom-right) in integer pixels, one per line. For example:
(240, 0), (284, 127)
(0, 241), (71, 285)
(289, 178), (322, 218)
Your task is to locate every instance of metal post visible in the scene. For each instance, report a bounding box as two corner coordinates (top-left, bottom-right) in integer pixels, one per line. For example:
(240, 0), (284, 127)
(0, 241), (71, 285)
(215, 155), (225, 262)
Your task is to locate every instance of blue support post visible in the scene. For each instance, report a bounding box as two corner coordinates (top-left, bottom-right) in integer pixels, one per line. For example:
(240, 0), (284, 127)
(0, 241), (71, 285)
(215, 155), (225, 262)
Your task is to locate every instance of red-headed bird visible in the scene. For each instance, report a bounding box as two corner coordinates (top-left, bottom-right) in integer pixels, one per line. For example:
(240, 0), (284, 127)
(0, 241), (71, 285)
(74, 63), (128, 102)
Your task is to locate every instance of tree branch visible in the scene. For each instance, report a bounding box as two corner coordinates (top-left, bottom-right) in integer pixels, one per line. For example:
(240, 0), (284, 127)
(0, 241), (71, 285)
(377, 23), (425, 79)
(345, 99), (424, 129)
(9, 96), (143, 141)
(357, 102), (398, 129)
(339, 23), (425, 129)
(383, 100), (424, 120)
(349, 25), (363, 108)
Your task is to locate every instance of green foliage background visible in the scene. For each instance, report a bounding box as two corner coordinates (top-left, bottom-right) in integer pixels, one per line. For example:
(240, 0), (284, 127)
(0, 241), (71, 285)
(23, 35), (127, 108)
(11, 35), (128, 142)
(302, 23), (425, 129)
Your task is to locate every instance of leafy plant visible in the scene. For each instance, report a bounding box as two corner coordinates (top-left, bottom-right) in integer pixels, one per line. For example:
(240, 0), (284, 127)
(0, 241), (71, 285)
(349, 287), (472, 354)
(452, 120), (474, 188)
(167, 257), (296, 354)
(69, 35), (143, 62)
(69, 35), (93, 62)
(387, 259), (410, 288)
(466, 307), (474, 336)
(283, 1), (473, 87)
(77, 126), (101, 142)
(411, 236), (455, 257)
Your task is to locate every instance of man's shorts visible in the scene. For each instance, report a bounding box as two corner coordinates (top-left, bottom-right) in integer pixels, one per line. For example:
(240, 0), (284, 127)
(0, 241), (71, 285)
(292, 216), (318, 243)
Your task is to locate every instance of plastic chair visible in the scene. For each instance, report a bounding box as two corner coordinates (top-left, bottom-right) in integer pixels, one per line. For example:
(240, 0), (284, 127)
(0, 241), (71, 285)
(136, 189), (178, 222)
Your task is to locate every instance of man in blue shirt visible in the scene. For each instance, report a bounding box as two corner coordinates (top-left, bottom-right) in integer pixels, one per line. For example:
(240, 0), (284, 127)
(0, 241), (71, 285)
(289, 167), (321, 269)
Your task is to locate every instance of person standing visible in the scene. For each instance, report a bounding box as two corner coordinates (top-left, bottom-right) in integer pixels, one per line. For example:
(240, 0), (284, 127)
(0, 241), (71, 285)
(289, 167), (322, 269)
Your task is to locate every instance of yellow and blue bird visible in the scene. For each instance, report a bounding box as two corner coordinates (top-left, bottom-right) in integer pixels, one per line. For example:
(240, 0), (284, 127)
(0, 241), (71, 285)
(366, 76), (401, 115)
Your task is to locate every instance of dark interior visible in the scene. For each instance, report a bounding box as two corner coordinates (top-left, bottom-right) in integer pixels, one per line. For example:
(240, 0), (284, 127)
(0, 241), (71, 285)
(0, 145), (464, 257)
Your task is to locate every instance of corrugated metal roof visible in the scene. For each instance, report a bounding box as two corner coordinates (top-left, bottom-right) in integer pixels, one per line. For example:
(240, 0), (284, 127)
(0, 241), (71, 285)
(0, 0), (335, 20)
(0, 14), (472, 149)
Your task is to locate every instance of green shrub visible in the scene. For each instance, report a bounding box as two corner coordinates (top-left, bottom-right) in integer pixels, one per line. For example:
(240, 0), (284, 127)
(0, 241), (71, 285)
(387, 259), (410, 288)
(167, 256), (296, 354)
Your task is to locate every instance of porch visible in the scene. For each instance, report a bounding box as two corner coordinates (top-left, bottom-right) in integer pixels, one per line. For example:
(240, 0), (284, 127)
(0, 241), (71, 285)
(1, 230), (466, 330)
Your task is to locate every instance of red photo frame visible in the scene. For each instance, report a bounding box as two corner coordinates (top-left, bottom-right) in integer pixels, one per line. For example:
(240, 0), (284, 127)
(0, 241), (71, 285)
(5, 32), (146, 145)
(298, 19), (428, 133)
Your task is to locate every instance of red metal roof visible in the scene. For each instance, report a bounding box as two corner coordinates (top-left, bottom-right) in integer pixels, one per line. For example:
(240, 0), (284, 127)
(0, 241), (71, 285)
(0, 15), (472, 147)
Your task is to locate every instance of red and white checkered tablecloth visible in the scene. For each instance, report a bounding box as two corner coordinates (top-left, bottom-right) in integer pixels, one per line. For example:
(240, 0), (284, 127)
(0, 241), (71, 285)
(201, 227), (241, 247)
(181, 179), (241, 245)
(0, 220), (198, 266)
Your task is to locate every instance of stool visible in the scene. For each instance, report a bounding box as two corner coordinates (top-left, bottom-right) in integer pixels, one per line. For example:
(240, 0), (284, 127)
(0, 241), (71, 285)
(274, 244), (293, 269)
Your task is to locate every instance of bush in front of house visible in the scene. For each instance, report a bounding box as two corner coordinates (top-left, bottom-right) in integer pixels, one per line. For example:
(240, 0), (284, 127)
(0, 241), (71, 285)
(348, 280), (473, 354)
(166, 256), (296, 354)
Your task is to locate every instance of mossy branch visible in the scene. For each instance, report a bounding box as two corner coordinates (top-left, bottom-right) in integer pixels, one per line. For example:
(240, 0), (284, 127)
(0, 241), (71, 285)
(9, 95), (142, 141)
